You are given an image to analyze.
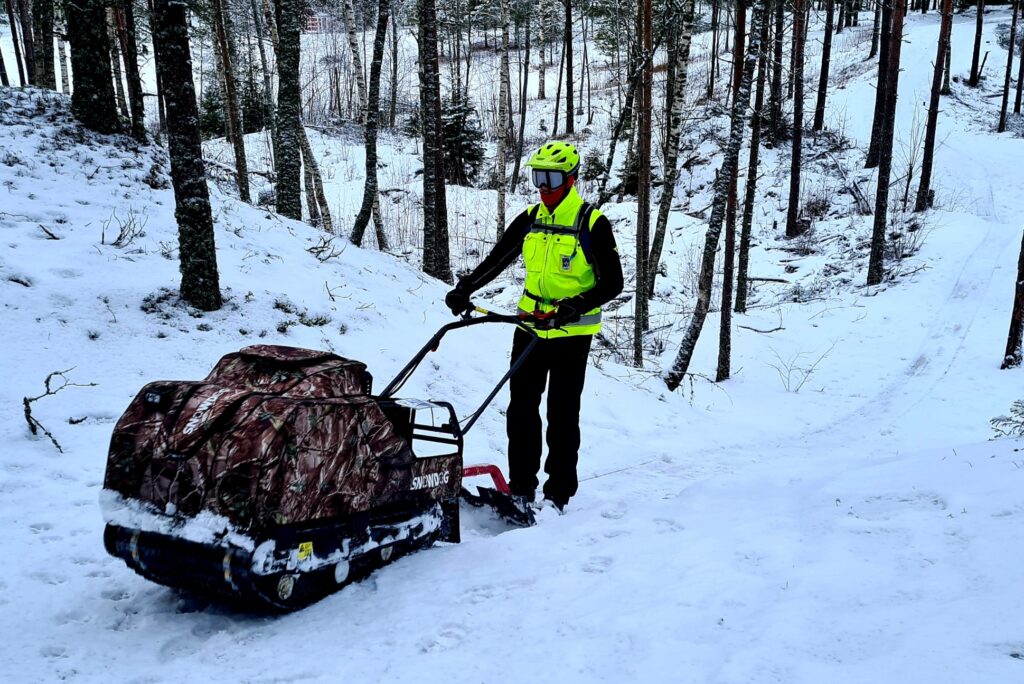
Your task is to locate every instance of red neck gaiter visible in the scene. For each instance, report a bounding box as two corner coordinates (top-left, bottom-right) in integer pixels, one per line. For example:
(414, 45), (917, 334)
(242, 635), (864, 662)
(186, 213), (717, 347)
(540, 176), (575, 213)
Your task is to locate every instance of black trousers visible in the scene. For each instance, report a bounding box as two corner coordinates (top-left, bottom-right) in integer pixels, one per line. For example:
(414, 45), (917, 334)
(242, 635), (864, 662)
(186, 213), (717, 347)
(506, 327), (593, 504)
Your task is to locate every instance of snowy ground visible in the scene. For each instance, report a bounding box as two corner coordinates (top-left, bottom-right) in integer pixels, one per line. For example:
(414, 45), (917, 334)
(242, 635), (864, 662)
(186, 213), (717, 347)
(3, 9), (1024, 684)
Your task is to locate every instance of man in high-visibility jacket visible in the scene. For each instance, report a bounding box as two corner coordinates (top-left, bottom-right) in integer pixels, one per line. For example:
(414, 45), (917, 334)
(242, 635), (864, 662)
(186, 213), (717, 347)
(445, 141), (624, 512)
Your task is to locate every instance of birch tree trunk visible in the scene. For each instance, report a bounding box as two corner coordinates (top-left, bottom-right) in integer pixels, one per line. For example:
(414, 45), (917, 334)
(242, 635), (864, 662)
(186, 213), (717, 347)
(648, 0), (695, 299)
(867, 0), (907, 286)
(634, 0), (653, 367)
(57, 6), (69, 93)
(786, 0), (807, 238)
(915, 0), (952, 212)
(389, 11), (398, 128)
(814, 0), (836, 131)
(32, 0), (55, 89)
(1002, 229), (1024, 368)
(213, 0), (251, 202)
(342, 0), (368, 122)
(352, 0), (390, 249)
(151, 0), (222, 311)
(66, 0), (120, 134)
(665, 0), (764, 391)
(496, 0), (511, 239)
(717, 0), (747, 382)
(736, 0), (771, 313)
(969, 0), (985, 87)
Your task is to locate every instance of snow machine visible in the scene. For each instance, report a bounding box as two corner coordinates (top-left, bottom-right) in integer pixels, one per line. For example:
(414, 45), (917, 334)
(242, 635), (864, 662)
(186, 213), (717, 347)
(101, 306), (543, 611)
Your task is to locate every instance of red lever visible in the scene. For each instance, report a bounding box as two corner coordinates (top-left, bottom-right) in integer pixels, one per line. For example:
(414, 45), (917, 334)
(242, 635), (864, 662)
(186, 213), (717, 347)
(462, 464), (511, 494)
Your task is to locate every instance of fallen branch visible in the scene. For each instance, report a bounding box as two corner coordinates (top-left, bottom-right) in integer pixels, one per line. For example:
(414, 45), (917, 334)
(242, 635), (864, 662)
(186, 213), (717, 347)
(738, 324), (784, 334)
(23, 368), (98, 454)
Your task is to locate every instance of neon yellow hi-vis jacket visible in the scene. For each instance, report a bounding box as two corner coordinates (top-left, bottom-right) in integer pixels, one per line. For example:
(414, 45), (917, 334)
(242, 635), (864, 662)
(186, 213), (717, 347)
(518, 187), (604, 339)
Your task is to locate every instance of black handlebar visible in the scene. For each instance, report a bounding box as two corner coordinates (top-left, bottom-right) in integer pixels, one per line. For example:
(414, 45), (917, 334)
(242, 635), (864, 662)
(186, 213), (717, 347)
(379, 305), (546, 436)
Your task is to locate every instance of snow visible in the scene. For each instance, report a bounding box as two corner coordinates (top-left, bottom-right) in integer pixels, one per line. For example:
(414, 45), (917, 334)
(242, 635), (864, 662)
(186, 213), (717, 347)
(3, 8), (1024, 684)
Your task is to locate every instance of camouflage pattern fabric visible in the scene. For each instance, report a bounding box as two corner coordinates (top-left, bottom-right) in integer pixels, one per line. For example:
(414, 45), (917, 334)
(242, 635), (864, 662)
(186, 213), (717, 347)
(103, 347), (461, 536)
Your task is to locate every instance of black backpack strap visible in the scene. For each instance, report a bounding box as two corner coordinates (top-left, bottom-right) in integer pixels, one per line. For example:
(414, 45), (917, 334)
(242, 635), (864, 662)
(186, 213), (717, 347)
(574, 202), (597, 269)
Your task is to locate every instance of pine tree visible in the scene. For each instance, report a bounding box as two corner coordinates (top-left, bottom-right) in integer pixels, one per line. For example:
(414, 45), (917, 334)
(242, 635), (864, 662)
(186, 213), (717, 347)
(999, 0), (1020, 132)
(419, 0), (452, 283)
(634, 0), (652, 367)
(274, 0), (302, 220)
(564, 0), (574, 135)
(814, 0), (836, 132)
(5, 0), (26, 86)
(32, 0), (56, 89)
(665, 0), (764, 392)
(17, 0), (34, 85)
(151, 0), (222, 311)
(1003, 229), (1024, 368)
(212, 0), (251, 201)
(114, 0), (146, 141)
(495, 0), (511, 239)
(867, 0), (907, 286)
(915, 0), (953, 212)
(66, 0), (121, 134)
(786, 0), (807, 238)
(969, 0), (985, 87)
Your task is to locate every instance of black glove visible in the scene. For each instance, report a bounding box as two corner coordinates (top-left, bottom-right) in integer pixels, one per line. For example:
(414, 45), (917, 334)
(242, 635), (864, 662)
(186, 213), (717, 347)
(552, 297), (586, 325)
(444, 283), (473, 316)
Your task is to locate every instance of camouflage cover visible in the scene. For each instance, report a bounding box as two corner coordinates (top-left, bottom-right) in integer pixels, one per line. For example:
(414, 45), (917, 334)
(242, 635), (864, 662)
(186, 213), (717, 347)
(103, 346), (462, 537)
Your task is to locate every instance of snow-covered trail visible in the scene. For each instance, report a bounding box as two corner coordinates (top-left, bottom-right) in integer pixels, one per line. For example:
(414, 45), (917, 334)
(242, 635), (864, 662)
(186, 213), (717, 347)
(5, 11), (1024, 684)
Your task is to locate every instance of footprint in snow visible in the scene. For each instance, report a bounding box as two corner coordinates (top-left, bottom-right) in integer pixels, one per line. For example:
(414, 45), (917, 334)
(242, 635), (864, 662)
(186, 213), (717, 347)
(654, 518), (684, 534)
(418, 622), (467, 653)
(582, 556), (613, 574)
(40, 644), (69, 660)
(29, 522), (53, 533)
(29, 571), (67, 586)
(600, 502), (628, 520)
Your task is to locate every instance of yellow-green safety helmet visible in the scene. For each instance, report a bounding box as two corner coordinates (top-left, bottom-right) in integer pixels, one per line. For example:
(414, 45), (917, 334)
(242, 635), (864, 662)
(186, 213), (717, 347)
(525, 140), (580, 174)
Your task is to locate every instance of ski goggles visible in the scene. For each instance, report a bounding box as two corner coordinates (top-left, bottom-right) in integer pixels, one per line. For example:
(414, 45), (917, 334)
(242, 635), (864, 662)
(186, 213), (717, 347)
(531, 169), (569, 189)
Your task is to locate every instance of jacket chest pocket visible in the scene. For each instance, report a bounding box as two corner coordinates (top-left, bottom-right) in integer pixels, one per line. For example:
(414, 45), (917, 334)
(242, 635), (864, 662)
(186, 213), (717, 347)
(523, 234), (547, 274)
(548, 236), (582, 276)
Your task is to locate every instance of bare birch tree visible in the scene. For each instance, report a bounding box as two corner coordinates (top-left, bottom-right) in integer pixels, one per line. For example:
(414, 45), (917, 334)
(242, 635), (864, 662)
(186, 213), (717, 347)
(665, 0), (764, 391)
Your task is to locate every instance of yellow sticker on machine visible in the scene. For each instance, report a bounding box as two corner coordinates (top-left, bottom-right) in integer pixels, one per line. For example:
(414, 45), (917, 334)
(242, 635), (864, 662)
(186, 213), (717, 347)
(298, 541), (313, 561)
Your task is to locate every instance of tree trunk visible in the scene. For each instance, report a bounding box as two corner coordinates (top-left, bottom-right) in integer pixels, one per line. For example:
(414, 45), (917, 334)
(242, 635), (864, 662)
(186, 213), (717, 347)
(538, 20), (546, 100)
(495, 0), (511, 239)
(5, 0), (25, 86)
(943, 20), (953, 95)
(17, 0), (34, 85)
(870, 0), (881, 60)
(249, 0), (275, 157)
(419, 0), (452, 283)
(1016, 3), (1024, 114)
(32, 0), (55, 89)
(274, 0), (302, 220)
(915, 0), (953, 212)
(552, 37), (565, 137)
(151, 0), (222, 311)
(786, 0), (807, 238)
(999, 0), (1018, 132)
(634, 0), (653, 366)
(866, 0), (892, 168)
(352, 0), (390, 248)
(107, 9), (129, 119)
(665, 0), (764, 391)
(708, 0), (719, 99)
(814, 0), (836, 131)
(114, 1), (146, 141)
(1002, 229), (1024, 368)
(0, 38), (8, 86)
(213, 0), (251, 202)
(867, 0), (907, 286)
(57, 14), (70, 94)
(564, 0), (574, 135)
(718, 0), (747, 382)
(389, 11), (398, 128)
(737, 0), (771, 313)
(66, 0), (120, 134)
(342, 0), (368, 122)
(969, 0), (984, 87)
(649, 0), (695, 299)
(510, 9), (531, 192)
(768, 0), (784, 143)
